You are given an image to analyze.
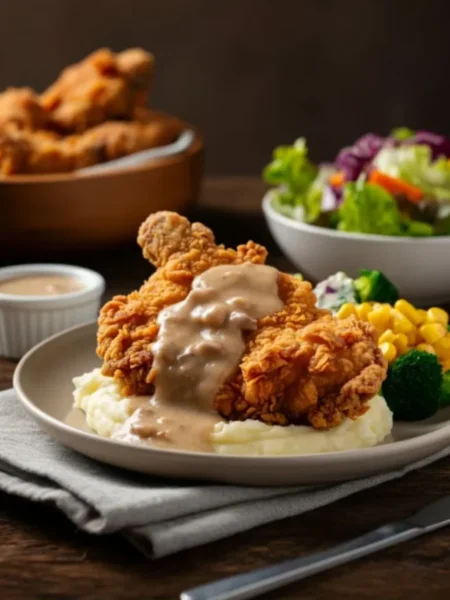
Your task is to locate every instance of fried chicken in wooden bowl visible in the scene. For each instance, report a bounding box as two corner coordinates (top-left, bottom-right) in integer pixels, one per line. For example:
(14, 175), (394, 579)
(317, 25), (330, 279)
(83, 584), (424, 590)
(1, 48), (203, 253)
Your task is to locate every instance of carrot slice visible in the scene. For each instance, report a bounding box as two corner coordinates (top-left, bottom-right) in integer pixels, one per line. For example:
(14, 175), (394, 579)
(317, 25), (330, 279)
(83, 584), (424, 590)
(329, 171), (345, 187)
(369, 170), (423, 204)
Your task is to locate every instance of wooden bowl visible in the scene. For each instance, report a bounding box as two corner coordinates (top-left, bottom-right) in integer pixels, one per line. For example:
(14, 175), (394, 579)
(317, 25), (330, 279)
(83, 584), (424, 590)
(2, 130), (203, 254)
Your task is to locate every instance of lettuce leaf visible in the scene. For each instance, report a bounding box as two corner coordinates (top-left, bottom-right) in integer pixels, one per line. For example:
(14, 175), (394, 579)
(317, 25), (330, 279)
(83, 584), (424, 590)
(338, 181), (404, 235)
(373, 144), (450, 200)
(263, 138), (317, 193)
(390, 127), (415, 141)
(337, 180), (432, 236)
(402, 219), (434, 237)
(264, 139), (332, 223)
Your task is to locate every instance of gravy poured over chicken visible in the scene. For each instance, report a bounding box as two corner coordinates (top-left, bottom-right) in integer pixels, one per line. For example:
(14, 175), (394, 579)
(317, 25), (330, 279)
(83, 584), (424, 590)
(116, 263), (283, 451)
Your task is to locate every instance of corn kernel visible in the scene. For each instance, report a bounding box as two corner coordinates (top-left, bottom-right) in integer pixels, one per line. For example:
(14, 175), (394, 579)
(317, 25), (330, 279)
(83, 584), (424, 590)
(416, 343), (436, 355)
(368, 305), (392, 331)
(391, 310), (414, 334)
(433, 335), (450, 360)
(393, 333), (409, 354)
(380, 342), (397, 363)
(416, 309), (427, 325)
(394, 299), (421, 325)
(406, 328), (417, 345)
(356, 302), (373, 321)
(378, 329), (395, 344)
(425, 307), (449, 327)
(419, 323), (446, 344)
(442, 358), (450, 372)
(336, 303), (357, 319)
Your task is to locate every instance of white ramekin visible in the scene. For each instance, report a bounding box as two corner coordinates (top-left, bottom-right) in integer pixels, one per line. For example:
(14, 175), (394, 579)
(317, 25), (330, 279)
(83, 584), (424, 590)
(0, 264), (105, 358)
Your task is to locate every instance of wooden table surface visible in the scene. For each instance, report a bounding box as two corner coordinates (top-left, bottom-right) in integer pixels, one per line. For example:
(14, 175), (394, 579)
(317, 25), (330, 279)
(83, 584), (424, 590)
(1, 178), (450, 599)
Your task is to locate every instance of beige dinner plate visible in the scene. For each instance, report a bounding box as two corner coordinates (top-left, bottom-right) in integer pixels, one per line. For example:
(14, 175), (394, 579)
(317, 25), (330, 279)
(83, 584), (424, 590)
(13, 322), (450, 486)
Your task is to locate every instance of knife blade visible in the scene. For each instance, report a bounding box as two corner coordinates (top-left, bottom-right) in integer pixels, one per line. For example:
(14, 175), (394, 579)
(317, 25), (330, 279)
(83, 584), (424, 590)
(181, 495), (450, 600)
(405, 495), (450, 531)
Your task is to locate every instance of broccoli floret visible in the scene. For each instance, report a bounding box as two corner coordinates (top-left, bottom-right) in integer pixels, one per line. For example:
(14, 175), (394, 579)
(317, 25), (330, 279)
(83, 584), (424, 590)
(440, 371), (450, 408)
(353, 269), (399, 304)
(382, 350), (441, 420)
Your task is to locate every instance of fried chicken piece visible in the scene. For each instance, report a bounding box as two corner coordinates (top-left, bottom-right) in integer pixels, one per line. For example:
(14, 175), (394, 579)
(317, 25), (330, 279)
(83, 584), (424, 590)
(41, 48), (154, 133)
(216, 313), (386, 428)
(97, 212), (268, 394)
(0, 49), (183, 176)
(0, 126), (97, 175)
(116, 48), (153, 109)
(97, 212), (387, 429)
(76, 113), (183, 163)
(0, 87), (49, 131)
(0, 127), (30, 175)
(0, 113), (182, 175)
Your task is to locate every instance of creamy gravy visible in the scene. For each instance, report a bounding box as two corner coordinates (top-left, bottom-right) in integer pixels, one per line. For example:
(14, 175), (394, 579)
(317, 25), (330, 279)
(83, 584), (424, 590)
(115, 396), (219, 452)
(119, 263), (283, 452)
(0, 275), (84, 296)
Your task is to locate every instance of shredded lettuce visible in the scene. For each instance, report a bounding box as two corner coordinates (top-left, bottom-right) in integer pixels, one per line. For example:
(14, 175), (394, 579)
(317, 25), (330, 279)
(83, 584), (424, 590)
(390, 127), (415, 141)
(270, 192), (305, 221)
(263, 138), (317, 193)
(373, 144), (450, 200)
(264, 139), (332, 223)
(338, 181), (404, 235)
(402, 219), (434, 237)
(434, 213), (450, 235)
(337, 180), (433, 236)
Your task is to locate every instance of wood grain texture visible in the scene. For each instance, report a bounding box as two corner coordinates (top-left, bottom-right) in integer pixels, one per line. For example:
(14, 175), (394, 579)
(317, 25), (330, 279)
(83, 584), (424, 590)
(2, 178), (450, 598)
(0, 359), (15, 390)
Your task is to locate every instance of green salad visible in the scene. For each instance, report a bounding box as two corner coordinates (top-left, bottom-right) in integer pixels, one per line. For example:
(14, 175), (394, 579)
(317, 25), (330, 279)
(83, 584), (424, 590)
(264, 129), (450, 236)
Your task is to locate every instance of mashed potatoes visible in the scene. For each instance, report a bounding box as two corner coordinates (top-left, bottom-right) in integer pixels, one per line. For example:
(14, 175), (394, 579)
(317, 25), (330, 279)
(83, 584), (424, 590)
(211, 395), (392, 456)
(73, 369), (132, 438)
(73, 369), (393, 455)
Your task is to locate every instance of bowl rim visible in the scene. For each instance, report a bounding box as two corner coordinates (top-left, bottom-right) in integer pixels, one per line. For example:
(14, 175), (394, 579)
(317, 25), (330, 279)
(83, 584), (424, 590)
(262, 190), (450, 245)
(0, 263), (105, 307)
(0, 128), (203, 185)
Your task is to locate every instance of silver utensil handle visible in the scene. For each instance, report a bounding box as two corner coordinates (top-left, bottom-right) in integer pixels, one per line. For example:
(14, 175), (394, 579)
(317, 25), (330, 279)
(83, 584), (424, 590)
(181, 522), (420, 600)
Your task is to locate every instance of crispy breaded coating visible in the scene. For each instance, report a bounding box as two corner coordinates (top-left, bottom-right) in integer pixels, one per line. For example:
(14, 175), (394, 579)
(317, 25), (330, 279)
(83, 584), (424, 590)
(0, 126), (96, 175)
(216, 312), (386, 428)
(41, 48), (154, 133)
(76, 113), (183, 163)
(97, 212), (387, 429)
(0, 114), (183, 175)
(116, 48), (154, 109)
(0, 87), (49, 131)
(97, 212), (268, 395)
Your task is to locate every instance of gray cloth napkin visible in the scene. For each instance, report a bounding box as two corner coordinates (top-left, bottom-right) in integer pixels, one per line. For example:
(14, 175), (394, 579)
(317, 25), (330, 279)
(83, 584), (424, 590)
(1, 388), (450, 558)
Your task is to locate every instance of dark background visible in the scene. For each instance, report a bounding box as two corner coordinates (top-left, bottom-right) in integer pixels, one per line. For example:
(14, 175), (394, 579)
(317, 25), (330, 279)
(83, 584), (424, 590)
(1, 0), (450, 174)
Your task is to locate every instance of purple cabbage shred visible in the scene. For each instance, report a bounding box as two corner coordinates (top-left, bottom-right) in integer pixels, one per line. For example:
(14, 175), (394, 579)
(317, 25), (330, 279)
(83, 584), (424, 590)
(335, 133), (386, 181)
(403, 130), (450, 160)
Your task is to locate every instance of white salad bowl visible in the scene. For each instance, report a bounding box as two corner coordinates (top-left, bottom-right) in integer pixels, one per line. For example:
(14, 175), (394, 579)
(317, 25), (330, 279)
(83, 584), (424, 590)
(263, 191), (450, 305)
